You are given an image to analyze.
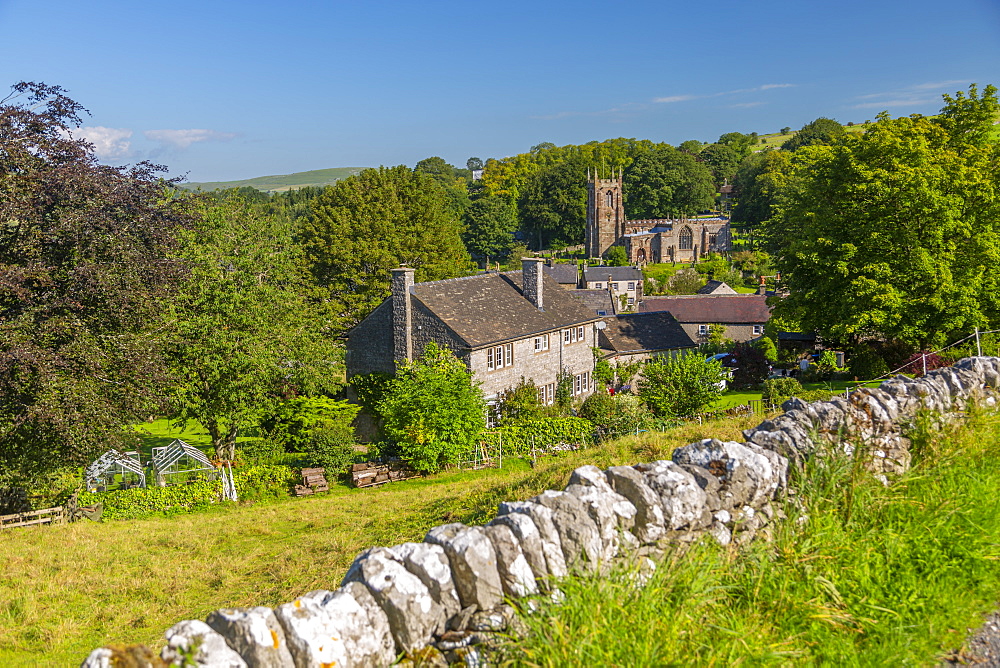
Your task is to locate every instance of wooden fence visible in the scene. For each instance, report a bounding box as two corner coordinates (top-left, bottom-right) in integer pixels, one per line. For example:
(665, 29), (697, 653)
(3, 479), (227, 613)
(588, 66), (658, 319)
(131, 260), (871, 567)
(0, 506), (66, 530)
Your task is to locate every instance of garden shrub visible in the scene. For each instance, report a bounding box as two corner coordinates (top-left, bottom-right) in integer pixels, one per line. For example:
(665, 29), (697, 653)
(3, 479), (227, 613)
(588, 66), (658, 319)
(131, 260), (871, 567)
(731, 342), (770, 389)
(301, 426), (357, 480)
(848, 347), (889, 380)
(900, 351), (948, 377)
(579, 392), (652, 440)
(495, 377), (547, 426)
(638, 353), (726, 418)
(482, 417), (593, 456)
(233, 464), (297, 501)
(263, 396), (360, 452)
(762, 377), (803, 406)
(753, 336), (778, 362)
(79, 480), (221, 521)
(236, 438), (286, 466)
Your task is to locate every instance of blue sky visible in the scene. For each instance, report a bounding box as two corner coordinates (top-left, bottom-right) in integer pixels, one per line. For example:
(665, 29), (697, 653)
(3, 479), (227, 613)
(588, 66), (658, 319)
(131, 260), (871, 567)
(2, 0), (998, 182)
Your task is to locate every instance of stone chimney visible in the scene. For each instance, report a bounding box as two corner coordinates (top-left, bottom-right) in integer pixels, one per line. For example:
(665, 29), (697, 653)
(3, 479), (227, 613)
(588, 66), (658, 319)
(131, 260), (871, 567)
(522, 257), (544, 310)
(391, 267), (414, 366)
(757, 275), (767, 296)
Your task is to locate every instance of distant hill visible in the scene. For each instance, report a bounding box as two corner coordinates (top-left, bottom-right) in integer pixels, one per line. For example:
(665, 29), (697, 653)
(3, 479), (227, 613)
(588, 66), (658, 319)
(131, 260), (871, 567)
(180, 167), (368, 193)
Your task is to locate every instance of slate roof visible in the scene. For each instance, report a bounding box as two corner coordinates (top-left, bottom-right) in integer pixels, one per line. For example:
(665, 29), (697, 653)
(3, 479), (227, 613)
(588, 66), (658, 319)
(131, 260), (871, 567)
(697, 280), (737, 295)
(410, 271), (600, 348)
(583, 266), (643, 283)
(638, 294), (771, 323)
(568, 289), (615, 315)
(599, 312), (697, 354)
(543, 263), (579, 286)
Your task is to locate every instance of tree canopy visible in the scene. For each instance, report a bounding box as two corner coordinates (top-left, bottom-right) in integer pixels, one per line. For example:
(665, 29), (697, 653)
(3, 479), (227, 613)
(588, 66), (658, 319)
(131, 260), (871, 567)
(781, 117), (847, 151)
(765, 84), (1000, 347)
(301, 166), (475, 330)
(0, 82), (192, 483)
(623, 145), (716, 219)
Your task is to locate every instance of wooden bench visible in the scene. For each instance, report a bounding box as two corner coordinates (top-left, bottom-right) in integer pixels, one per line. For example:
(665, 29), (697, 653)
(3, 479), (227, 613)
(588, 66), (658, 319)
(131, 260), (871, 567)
(295, 467), (329, 497)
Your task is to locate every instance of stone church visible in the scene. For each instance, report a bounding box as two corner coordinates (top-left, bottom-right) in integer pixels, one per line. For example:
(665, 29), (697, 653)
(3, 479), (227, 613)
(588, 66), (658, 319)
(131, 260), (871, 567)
(585, 172), (731, 264)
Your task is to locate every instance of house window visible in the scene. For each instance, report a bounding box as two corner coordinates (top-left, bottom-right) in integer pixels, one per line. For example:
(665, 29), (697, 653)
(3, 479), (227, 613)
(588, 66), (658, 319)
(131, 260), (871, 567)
(537, 382), (555, 405)
(627, 297), (635, 306)
(534, 334), (549, 352)
(698, 324), (709, 336)
(752, 325), (763, 336)
(572, 372), (591, 396)
(679, 227), (693, 250)
(594, 282), (602, 289)
(577, 326), (585, 342)
(627, 282), (635, 290)
(563, 329), (571, 344)
(488, 343), (513, 370)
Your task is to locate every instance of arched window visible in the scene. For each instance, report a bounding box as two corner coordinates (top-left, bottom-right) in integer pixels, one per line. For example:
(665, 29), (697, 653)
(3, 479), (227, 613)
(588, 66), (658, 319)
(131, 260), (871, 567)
(605, 191), (614, 207)
(679, 227), (693, 250)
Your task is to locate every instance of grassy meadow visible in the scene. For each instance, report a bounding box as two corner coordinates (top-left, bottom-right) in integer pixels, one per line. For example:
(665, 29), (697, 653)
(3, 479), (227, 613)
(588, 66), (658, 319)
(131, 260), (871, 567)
(0, 417), (758, 666)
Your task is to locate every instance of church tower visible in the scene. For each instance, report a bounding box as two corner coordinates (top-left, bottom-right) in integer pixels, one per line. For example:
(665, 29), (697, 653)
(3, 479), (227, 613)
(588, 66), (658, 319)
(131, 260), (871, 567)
(585, 170), (625, 259)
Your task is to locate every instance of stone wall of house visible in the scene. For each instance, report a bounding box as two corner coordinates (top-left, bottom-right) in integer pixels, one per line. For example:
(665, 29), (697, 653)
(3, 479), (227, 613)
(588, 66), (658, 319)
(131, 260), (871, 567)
(469, 325), (596, 400)
(345, 301), (396, 378)
(683, 322), (763, 345)
(81, 357), (1000, 668)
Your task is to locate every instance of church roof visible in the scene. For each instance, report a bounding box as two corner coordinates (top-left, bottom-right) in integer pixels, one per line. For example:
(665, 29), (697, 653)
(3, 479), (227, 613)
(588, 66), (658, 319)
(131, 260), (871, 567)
(411, 271), (600, 348)
(639, 294), (771, 323)
(599, 312), (696, 355)
(583, 266), (643, 283)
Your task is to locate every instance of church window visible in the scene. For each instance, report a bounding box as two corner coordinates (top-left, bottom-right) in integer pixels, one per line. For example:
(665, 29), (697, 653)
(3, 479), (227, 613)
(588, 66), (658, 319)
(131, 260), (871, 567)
(709, 233), (718, 246)
(679, 227), (693, 250)
(605, 191), (613, 207)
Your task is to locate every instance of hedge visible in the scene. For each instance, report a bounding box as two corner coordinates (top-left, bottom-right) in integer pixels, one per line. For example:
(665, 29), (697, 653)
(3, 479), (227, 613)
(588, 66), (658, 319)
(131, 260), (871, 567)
(482, 417), (594, 457)
(78, 465), (299, 520)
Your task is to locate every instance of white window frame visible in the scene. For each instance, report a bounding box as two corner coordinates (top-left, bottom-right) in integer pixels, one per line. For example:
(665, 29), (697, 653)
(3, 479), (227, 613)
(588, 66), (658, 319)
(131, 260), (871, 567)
(487, 347), (495, 370)
(612, 282), (620, 290)
(577, 326), (585, 342)
(752, 325), (763, 336)
(563, 329), (571, 344)
(627, 282), (635, 290)
(698, 324), (709, 336)
(503, 343), (512, 367)
(534, 334), (549, 352)
(627, 297), (635, 306)
(594, 282), (602, 289)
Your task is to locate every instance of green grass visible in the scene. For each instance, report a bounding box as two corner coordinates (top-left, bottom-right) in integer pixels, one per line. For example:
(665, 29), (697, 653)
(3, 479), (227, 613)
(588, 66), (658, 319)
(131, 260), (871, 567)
(0, 416), (760, 667)
(179, 167), (366, 193)
(500, 406), (1000, 666)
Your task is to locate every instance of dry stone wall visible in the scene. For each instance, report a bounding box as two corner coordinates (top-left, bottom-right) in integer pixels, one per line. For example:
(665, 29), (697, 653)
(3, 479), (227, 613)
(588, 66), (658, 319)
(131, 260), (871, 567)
(81, 357), (1000, 668)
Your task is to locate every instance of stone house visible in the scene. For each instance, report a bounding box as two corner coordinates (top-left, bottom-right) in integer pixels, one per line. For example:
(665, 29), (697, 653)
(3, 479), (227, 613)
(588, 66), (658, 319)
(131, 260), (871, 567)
(638, 294), (771, 344)
(542, 261), (580, 289)
(582, 266), (643, 311)
(346, 259), (601, 406)
(597, 311), (697, 365)
(585, 172), (731, 264)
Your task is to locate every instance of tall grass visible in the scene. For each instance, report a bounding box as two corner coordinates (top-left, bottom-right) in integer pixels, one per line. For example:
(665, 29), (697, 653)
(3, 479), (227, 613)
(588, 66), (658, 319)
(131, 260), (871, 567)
(0, 415), (758, 667)
(500, 407), (1000, 666)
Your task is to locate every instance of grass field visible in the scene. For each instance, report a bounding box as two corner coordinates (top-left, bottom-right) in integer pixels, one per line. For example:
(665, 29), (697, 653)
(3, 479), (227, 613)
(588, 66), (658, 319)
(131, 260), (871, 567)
(180, 167), (366, 193)
(0, 416), (759, 667)
(501, 405), (1000, 665)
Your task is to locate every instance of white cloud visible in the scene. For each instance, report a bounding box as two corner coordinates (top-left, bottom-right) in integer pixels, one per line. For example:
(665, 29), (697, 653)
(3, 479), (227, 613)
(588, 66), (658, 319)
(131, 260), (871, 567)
(143, 128), (236, 149)
(851, 80), (972, 110)
(71, 126), (133, 159)
(759, 83), (795, 90)
(653, 94), (696, 103)
(731, 101), (766, 108)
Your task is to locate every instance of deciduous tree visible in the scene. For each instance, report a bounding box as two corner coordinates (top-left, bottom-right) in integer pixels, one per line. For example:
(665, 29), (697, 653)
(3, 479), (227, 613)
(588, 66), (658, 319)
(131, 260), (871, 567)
(0, 82), (192, 483)
(637, 353), (726, 418)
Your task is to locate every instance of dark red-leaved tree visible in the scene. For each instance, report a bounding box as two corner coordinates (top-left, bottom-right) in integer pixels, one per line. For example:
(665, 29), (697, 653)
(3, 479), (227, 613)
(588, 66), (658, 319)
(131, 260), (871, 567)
(0, 82), (192, 484)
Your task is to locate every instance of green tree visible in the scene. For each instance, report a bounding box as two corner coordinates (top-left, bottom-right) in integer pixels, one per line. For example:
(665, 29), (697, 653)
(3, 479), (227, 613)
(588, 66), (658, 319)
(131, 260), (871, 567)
(624, 146), (716, 219)
(699, 143), (742, 187)
(637, 353), (726, 418)
(0, 82), (192, 484)
(495, 377), (546, 426)
(462, 195), (518, 264)
(414, 156), (470, 217)
(378, 342), (486, 473)
(765, 84), (1000, 347)
(717, 131), (759, 160)
(301, 166), (475, 329)
(518, 155), (588, 248)
(605, 245), (629, 266)
(167, 197), (339, 460)
(730, 150), (793, 225)
(678, 140), (704, 155)
(781, 117), (847, 151)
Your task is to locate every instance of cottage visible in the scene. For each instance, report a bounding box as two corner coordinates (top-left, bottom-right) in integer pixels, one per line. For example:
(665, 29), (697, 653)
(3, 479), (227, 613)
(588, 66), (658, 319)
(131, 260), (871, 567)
(597, 311), (697, 364)
(346, 259), (601, 404)
(638, 294), (771, 343)
(582, 266), (643, 311)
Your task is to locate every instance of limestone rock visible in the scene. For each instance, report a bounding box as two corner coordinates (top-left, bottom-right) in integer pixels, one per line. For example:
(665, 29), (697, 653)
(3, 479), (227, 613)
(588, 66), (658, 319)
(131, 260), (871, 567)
(341, 548), (443, 653)
(497, 501), (568, 578)
(488, 512), (548, 583)
(387, 542), (462, 622)
(529, 490), (603, 572)
(564, 479), (637, 562)
(339, 582), (397, 664)
(205, 607), (294, 668)
(424, 524), (503, 612)
(604, 465), (666, 544)
(481, 524), (538, 598)
(161, 620), (247, 668)
(635, 460), (708, 530)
